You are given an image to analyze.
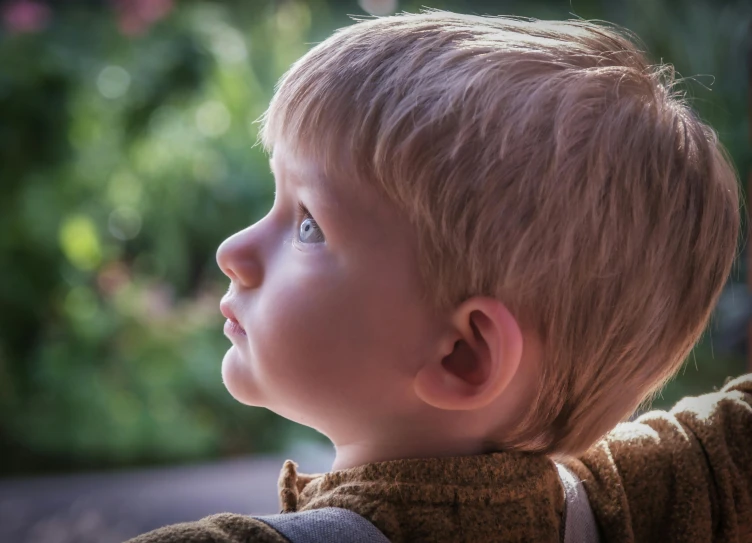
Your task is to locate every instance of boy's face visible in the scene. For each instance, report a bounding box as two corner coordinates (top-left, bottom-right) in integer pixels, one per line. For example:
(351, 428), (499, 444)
(216, 141), (444, 441)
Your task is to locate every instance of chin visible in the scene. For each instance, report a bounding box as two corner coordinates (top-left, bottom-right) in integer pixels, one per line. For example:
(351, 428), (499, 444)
(221, 347), (264, 407)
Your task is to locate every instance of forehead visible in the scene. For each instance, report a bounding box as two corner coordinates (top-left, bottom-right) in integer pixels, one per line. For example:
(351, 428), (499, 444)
(270, 140), (365, 211)
(270, 149), (322, 192)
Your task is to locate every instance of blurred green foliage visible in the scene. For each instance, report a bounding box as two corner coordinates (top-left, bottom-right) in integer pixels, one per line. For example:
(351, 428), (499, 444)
(0, 0), (749, 476)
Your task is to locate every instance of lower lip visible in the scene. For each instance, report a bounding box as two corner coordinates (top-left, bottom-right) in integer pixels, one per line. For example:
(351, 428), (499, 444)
(224, 319), (247, 337)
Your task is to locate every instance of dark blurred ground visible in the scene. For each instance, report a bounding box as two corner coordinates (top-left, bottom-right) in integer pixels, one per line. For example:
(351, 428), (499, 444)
(0, 446), (335, 543)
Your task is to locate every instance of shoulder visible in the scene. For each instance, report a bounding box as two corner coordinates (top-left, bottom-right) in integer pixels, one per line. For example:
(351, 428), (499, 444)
(568, 374), (752, 542)
(127, 513), (289, 543)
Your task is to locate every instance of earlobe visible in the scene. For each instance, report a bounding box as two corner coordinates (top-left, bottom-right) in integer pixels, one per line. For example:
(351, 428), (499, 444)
(413, 298), (523, 411)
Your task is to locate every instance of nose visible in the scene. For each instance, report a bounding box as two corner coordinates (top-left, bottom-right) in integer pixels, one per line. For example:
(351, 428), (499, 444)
(216, 223), (266, 290)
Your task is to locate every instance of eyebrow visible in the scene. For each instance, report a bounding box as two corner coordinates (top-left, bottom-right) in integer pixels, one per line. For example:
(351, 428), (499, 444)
(269, 153), (329, 198)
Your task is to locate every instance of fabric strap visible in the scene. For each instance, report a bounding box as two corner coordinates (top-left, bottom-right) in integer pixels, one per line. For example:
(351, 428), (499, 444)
(555, 462), (601, 543)
(254, 464), (601, 543)
(254, 507), (391, 543)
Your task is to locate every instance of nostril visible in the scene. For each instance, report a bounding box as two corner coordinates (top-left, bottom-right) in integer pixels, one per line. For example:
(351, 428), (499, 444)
(221, 260), (264, 291)
(223, 267), (240, 282)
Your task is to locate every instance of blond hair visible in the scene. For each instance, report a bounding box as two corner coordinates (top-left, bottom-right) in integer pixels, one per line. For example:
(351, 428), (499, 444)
(260, 11), (741, 456)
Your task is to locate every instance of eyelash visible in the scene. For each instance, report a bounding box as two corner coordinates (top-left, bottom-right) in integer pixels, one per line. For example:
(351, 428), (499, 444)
(297, 202), (315, 224)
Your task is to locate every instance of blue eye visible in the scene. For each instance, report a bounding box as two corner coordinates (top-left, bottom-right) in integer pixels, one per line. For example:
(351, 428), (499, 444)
(297, 203), (325, 244)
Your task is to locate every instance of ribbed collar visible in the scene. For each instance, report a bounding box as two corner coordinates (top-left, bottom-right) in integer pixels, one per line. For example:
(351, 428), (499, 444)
(277, 451), (564, 542)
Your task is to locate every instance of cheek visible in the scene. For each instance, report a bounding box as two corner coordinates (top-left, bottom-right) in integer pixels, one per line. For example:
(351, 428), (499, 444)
(250, 257), (421, 409)
(225, 241), (436, 426)
(254, 264), (367, 383)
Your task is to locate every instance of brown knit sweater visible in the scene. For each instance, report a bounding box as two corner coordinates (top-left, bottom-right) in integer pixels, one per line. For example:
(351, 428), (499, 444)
(130, 374), (752, 542)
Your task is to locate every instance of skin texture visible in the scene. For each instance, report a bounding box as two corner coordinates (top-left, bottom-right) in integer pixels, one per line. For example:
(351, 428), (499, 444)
(215, 141), (540, 471)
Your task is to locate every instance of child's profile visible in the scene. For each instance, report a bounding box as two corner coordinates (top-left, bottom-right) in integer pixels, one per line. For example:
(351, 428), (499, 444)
(131, 10), (752, 542)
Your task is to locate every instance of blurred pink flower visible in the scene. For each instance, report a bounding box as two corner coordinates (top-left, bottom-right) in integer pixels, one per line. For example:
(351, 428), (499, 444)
(2, 0), (51, 34)
(142, 281), (175, 321)
(112, 0), (173, 36)
(97, 261), (131, 298)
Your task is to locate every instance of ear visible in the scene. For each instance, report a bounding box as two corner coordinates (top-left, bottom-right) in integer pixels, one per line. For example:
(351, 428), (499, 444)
(413, 297), (523, 411)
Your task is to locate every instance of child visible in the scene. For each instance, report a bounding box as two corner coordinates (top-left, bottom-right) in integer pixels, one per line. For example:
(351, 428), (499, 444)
(131, 10), (751, 542)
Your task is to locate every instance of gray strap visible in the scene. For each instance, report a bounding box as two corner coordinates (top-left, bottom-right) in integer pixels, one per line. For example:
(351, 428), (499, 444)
(254, 507), (390, 543)
(555, 462), (601, 543)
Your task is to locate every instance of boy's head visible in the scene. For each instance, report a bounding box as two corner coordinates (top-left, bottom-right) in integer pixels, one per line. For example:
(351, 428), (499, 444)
(217, 11), (739, 465)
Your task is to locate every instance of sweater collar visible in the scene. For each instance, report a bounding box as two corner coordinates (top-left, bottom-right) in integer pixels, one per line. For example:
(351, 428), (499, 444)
(278, 451), (562, 513)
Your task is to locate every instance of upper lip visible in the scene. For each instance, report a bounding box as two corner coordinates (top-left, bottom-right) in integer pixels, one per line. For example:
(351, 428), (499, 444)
(220, 299), (245, 331)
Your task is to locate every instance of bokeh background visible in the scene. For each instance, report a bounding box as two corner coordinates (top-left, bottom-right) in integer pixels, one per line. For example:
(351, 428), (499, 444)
(0, 0), (750, 540)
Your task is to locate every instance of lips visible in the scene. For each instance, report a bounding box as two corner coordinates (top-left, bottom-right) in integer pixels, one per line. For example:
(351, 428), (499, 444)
(220, 300), (247, 335)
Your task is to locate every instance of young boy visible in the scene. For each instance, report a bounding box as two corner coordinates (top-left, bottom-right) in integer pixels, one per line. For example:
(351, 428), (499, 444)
(131, 10), (751, 542)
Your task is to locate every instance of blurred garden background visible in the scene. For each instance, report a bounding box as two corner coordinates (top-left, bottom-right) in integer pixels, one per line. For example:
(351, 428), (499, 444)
(0, 0), (750, 483)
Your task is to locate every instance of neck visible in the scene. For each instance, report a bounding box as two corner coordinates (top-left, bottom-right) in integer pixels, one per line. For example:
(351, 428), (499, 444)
(331, 432), (488, 471)
(325, 378), (534, 472)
